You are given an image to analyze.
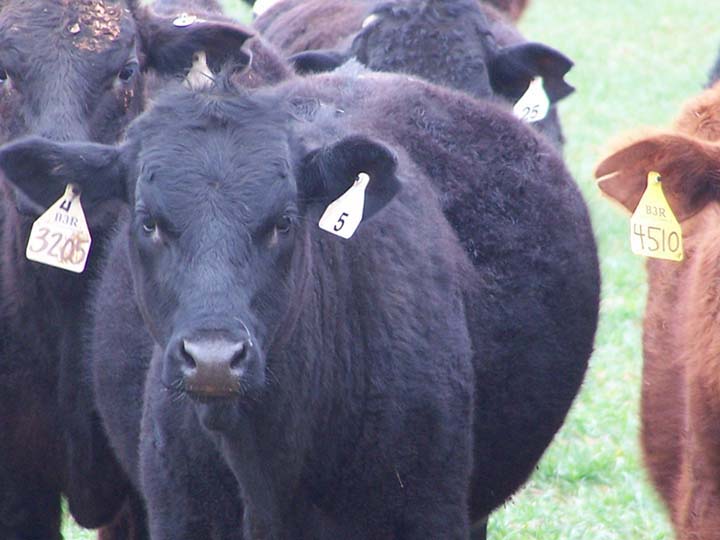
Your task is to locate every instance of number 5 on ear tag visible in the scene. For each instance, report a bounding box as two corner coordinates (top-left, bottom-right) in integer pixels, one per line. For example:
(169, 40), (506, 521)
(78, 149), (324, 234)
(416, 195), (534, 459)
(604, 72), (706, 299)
(513, 77), (550, 123)
(318, 172), (370, 239)
(26, 183), (92, 273)
(629, 171), (683, 262)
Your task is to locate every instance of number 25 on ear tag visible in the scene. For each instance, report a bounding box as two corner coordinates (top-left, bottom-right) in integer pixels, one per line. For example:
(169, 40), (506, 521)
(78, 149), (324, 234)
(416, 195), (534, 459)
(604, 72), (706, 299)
(26, 183), (92, 273)
(318, 172), (370, 239)
(630, 171), (683, 262)
(513, 77), (550, 123)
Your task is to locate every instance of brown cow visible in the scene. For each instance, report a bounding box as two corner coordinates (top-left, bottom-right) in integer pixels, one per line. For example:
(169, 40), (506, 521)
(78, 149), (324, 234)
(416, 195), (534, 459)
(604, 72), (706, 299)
(596, 81), (720, 539)
(484, 0), (530, 20)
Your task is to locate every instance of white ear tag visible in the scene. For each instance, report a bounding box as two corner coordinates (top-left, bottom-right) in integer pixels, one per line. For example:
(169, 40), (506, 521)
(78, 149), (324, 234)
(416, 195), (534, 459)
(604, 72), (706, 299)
(318, 172), (370, 239)
(184, 51), (213, 90)
(173, 13), (199, 27)
(513, 77), (550, 123)
(26, 184), (92, 273)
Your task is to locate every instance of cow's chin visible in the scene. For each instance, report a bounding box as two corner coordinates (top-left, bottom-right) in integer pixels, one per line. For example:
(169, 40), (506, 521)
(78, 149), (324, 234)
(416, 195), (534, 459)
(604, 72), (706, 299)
(185, 385), (241, 401)
(193, 398), (241, 433)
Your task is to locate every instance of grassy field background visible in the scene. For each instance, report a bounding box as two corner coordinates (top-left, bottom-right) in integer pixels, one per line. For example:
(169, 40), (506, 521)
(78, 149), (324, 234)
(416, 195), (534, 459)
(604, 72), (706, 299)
(64, 1), (720, 538)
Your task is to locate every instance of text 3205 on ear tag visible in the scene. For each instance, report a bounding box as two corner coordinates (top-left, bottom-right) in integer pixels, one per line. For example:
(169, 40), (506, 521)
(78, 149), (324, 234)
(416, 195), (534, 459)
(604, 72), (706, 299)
(630, 171), (683, 262)
(26, 184), (92, 273)
(513, 77), (550, 123)
(318, 172), (370, 239)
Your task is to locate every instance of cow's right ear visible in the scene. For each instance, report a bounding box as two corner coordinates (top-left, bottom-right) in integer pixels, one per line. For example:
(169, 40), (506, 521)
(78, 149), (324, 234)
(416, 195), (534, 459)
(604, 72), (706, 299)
(288, 50), (349, 74)
(300, 135), (402, 224)
(0, 137), (129, 214)
(595, 133), (720, 221)
(134, 9), (254, 75)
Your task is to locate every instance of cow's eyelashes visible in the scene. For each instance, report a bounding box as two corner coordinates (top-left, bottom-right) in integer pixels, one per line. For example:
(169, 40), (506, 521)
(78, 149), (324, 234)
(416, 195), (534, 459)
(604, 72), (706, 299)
(117, 61), (138, 83)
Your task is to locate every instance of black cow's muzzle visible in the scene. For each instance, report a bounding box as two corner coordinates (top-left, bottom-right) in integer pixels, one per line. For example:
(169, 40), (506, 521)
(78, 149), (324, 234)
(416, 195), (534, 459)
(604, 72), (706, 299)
(164, 328), (263, 399)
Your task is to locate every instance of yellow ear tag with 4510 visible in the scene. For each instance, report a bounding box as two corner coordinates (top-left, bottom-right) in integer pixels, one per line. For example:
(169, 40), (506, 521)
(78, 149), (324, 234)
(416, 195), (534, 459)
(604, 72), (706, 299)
(26, 184), (92, 273)
(629, 172), (683, 262)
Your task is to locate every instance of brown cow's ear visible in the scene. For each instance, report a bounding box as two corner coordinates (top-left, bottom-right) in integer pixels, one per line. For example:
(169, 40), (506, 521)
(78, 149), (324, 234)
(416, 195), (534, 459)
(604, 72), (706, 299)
(595, 133), (720, 221)
(135, 9), (253, 75)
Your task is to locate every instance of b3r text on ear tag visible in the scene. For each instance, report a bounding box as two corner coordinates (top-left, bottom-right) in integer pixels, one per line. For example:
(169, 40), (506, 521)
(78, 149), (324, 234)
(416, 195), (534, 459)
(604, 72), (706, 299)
(630, 171), (683, 262)
(318, 172), (370, 239)
(513, 77), (550, 123)
(26, 184), (92, 273)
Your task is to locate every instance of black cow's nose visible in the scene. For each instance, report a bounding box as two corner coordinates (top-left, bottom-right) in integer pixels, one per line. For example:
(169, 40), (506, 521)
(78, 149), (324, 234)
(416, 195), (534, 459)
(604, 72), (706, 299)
(178, 338), (253, 398)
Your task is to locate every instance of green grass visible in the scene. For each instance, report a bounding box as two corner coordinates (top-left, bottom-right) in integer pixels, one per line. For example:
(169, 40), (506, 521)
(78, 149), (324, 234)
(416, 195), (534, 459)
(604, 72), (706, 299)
(64, 1), (720, 538)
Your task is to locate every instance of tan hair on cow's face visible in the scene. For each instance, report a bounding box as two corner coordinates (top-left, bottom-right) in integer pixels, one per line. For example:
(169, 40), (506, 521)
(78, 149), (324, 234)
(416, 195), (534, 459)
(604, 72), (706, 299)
(596, 83), (720, 223)
(69, 0), (125, 52)
(4, 0), (129, 53)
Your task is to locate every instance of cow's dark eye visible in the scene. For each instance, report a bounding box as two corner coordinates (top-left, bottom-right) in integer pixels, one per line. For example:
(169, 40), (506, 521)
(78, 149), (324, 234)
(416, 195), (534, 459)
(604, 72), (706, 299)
(118, 61), (138, 83)
(142, 218), (157, 235)
(275, 215), (293, 234)
(0, 68), (8, 84)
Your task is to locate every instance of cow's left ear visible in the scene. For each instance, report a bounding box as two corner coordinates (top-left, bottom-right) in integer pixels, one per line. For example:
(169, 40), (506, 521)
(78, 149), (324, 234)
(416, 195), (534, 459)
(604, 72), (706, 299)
(488, 42), (574, 103)
(0, 137), (129, 215)
(300, 135), (401, 222)
(134, 9), (253, 75)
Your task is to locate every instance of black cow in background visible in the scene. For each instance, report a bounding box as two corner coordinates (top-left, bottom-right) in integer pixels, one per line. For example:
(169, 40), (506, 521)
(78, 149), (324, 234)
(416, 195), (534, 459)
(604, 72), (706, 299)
(0, 1), (276, 538)
(253, 0), (574, 149)
(0, 65), (599, 538)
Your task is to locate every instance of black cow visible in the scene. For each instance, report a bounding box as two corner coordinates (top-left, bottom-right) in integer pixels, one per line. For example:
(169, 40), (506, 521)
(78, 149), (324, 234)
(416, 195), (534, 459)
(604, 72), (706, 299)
(0, 65), (599, 538)
(254, 0), (574, 148)
(0, 1), (279, 538)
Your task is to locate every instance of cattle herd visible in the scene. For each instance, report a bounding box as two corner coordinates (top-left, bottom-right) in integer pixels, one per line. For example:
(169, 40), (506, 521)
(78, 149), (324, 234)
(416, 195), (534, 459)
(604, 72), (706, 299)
(0, 0), (712, 539)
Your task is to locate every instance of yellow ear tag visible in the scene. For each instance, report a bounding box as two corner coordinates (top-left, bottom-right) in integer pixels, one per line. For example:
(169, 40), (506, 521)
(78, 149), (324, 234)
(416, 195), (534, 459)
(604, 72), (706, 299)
(629, 172), (683, 262)
(26, 184), (92, 273)
(513, 77), (550, 123)
(318, 172), (370, 239)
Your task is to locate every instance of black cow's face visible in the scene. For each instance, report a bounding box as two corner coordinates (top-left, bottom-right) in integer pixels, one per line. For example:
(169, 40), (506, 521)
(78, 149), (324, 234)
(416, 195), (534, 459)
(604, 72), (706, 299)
(129, 108), (300, 399)
(125, 95), (401, 401)
(0, 87), (401, 401)
(0, 0), (141, 144)
(350, 0), (496, 99)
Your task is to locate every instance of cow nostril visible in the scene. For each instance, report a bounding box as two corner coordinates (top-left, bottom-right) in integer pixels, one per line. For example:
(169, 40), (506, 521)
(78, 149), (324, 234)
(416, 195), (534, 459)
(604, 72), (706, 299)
(180, 339), (197, 370)
(230, 341), (251, 370)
